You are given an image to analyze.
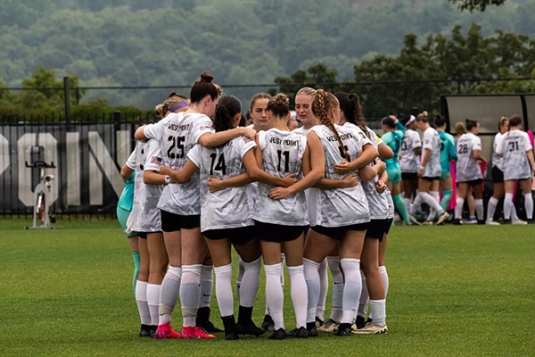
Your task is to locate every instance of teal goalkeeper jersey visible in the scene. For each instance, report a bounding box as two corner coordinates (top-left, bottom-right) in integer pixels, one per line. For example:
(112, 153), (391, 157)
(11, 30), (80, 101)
(438, 131), (457, 173)
(382, 121), (405, 169)
(117, 171), (135, 212)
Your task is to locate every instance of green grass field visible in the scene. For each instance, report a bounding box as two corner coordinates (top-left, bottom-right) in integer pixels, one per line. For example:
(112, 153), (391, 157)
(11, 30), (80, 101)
(1, 218), (534, 357)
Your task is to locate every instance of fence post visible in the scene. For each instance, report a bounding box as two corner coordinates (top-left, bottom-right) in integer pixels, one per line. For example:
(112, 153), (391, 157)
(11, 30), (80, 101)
(113, 110), (121, 164)
(63, 77), (71, 124)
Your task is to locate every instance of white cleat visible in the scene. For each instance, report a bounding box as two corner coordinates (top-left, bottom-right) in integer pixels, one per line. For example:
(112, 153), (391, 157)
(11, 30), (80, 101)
(485, 220), (500, 226)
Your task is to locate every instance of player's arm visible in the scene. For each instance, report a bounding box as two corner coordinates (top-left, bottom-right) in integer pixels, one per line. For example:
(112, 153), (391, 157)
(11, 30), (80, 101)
(333, 143), (378, 175)
(378, 142), (394, 160)
(472, 139), (486, 163)
(314, 174), (358, 189)
(207, 173), (252, 193)
(448, 138), (458, 161)
(157, 160), (198, 183)
(243, 148), (296, 187)
(198, 127), (256, 148)
(359, 161), (386, 181)
(121, 165), (134, 180)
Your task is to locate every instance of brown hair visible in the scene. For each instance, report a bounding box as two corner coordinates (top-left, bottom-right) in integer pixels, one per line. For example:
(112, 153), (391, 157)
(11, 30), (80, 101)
(312, 89), (349, 161)
(335, 92), (369, 138)
(508, 114), (522, 128)
(267, 93), (290, 118)
(454, 122), (467, 135)
(154, 104), (164, 118)
(416, 111), (429, 123)
(214, 95), (241, 132)
(190, 71), (219, 104)
(249, 92), (271, 112)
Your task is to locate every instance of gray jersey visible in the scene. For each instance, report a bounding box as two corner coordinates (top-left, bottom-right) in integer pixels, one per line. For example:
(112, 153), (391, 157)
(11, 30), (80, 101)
(135, 138), (163, 232)
(492, 133), (505, 171)
(498, 130), (533, 181)
(422, 127), (441, 178)
(188, 136), (256, 231)
(400, 129), (421, 173)
(456, 133), (483, 182)
(144, 112), (215, 215)
(308, 124), (371, 227)
(253, 129), (308, 226)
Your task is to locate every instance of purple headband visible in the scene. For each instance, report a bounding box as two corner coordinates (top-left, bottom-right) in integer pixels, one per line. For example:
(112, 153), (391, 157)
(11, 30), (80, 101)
(169, 102), (189, 112)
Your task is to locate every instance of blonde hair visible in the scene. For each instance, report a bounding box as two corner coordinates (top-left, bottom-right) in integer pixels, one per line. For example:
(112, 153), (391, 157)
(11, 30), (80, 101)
(311, 89), (349, 161)
(296, 87), (316, 96)
(454, 121), (467, 135)
(416, 111), (429, 123)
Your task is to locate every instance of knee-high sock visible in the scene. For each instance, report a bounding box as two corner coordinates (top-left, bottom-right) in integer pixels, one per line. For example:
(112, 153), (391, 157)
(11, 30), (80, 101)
(440, 189), (453, 211)
(369, 299), (386, 327)
(504, 193), (514, 220)
(403, 197), (412, 214)
(240, 257), (261, 308)
(316, 259), (328, 321)
(327, 256), (343, 322)
(159, 266), (182, 325)
(132, 252), (140, 297)
(455, 198), (465, 219)
(357, 271), (369, 318)
(265, 263), (284, 330)
(427, 191), (441, 221)
(304, 258), (321, 324)
(340, 258), (362, 324)
(410, 194), (423, 215)
(146, 283), (161, 326)
(265, 254), (285, 316)
(511, 204), (519, 221)
(180, 264), (202, 327)
(200, 265), (213, 309)
(236, 256), (244, 302)
(475, 199), (484, 221)
(486, 197), (499, 221)
(525, 193), (533, 220)
(419, 192), (444, 215)
(214, 264), (233, 317)
(135, 281), (152, 325)
(288, 265), (308, 328)
(379, 266), (389, 297)
(393, 194), (409, 223)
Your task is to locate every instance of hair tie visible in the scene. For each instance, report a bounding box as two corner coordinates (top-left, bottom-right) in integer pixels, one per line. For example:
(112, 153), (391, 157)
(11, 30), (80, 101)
(322, 89), (326, 96)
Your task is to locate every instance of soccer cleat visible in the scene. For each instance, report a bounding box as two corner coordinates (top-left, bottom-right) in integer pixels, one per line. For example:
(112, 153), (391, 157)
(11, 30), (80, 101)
(180, 326), (215, 339)
(352, 323), (388, 335)
(268, 328), (287, 340)
(286, 326), (308, 338)
(197, 307), (224, 333)
(198, 320), (224, 333)
(463, 216), (477, 224)
(315, 317), (324, 329)
(512, 219), (528, 225)
(333, 323), (353, 336)
(261, 314), (275, 332)
(236, 321), (265, 336)
(221, 315), (239, 341)
(408, 215), (421, 226)
(485, 219), (500, 226)
(436, 212), (450, 225)
(421, 220), (433, 226)
(317, 318), (339, 332)
(138, 324), (152, 337)
(307, 322), (318, 337)
(355, 316), (367, 330)
(150, 325), (157, 338)
(453, 219), (463, 225)
(155, 324), (181, 339)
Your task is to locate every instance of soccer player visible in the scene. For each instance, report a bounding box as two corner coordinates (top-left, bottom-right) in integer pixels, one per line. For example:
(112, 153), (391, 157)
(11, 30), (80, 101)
(497, 115), (535, 223)
(399, 115), (422, 218)
(434, 115), (457, 219)
(454, 119), (487, 225)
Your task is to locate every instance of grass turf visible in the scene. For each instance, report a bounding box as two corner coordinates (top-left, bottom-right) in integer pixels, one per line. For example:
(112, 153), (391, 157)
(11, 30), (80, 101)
(0, 218), (533, 357)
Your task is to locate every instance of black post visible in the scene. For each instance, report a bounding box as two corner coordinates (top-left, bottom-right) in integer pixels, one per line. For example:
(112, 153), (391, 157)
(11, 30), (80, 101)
(63, 77), (71, 124)
(113, 110), (121, 164)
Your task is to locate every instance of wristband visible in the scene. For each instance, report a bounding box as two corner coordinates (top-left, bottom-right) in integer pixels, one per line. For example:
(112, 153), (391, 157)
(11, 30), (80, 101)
(164, 175), (171, 184)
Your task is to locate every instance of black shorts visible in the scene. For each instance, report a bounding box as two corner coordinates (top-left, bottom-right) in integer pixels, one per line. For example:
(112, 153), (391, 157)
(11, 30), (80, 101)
(492, 166), (504, 183)
(421, 176), (440, 182)
(160, 210), (200, 232)
(203, 226), (255, 246)
(254, 221), (306, 243)
(138, 232), (147, 239)
(311, 222), (369, 242)
(366, 219), (393, 241)
(457, 179), (483, 187)
(402, 172), (418, 180)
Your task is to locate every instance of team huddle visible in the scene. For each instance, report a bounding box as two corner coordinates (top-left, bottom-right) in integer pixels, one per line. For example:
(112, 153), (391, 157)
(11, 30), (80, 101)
(115, 71), (534, 341)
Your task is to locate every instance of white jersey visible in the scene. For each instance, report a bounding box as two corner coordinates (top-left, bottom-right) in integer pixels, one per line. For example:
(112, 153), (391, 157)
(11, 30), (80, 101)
(125, 145), (140, 234)
(253, 129), (308, 226)
(456, 133), (483, 182)
(308, 124), (371, 227)
(144, 112), (214, 215)
(188, 136), (256, 231)
(492, 133), (505, 171)
(422, 127), (441, 178)
(498, 130), (533, 181)
(400, 129), (421, 173)
(292, 126), (311, 137)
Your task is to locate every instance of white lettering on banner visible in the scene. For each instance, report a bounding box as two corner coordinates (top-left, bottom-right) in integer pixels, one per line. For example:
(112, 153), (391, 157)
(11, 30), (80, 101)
(66, 132), (81, 206)
(88, 131), (124, 198)
(89, 152), (103, 205)
(0, 134), (9, 176)
(17, 133), (58, 207)
(116, 130), (131, 169)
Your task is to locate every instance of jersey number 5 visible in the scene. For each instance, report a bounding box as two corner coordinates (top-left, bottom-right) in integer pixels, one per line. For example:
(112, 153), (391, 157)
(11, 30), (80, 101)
(339, 145), (350, 161)
(167, 136), (185, 159)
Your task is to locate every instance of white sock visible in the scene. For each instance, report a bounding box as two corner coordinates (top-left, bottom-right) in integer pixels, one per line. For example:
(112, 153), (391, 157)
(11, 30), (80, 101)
(180, 264), (202, 327)
(369, 299), (386, 327)
(403, 197), (412, 213)
(340, 258), (362, 324)
(475, 199), (484, 221)
(280, 253), (286, 286)
(316, 259), (328, 321)
(288, 265), (308, 329)
(214, 264), (233, 317)
(511, 205), (519, 221)
(159, 266), (182, 325)
(265, 263), (284, 330)
(524, 193), (533, 220)
(135, 281), (152, 325)
(427, 191), (440, 220)
(236, 256), (244, 302)
(420, 192), (444, 214)
(200, 265), (213, 308)
(240, 257), (261, 307)
(327, 256), (343, 322)
(146, 283), (161, 326)
(357, 271), (369, 318)
(487, 197), (499, 221)
(455, 198), (464, 219)
(410, 194), (423, 215)
(304, 258), (321, 324)
(379, 266), (389, 297)
(504, 193), (514, 220)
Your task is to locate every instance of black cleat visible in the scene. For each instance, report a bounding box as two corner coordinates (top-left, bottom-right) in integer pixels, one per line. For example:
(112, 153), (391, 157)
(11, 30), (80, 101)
(355, 315), (367, 330)
(269, 328), (286, 340)
(315, 317), (324, 328)
(197, 307), (224, 333)
(236, 321), (265, 336)
(306, 322), (318, 337)
(139, 324), (152, 337)
(453, 219), (463, 225)
(261, 314), (275, 332)
(221, 315), (240, 340)
(334, 323), (353, 336)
